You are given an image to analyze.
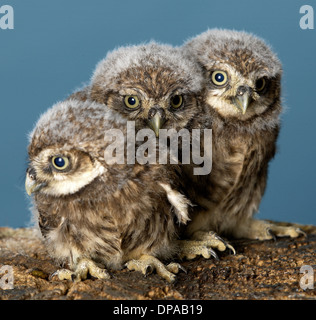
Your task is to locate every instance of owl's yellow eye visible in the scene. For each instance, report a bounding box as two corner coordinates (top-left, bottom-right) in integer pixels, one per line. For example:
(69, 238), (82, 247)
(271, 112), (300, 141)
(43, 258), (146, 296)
(52, 156), (69, 170)
(255, 78), (266, 92)
(170, 95), (183, 109)
(211, 71), (228, 86)
(124, 95), (140, 109)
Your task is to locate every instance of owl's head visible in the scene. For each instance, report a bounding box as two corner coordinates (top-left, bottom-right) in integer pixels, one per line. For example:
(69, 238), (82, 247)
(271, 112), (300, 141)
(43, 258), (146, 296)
(25, 99), (125, 197)
(184, 29), (282, 122)
(90, 42), (205, 136)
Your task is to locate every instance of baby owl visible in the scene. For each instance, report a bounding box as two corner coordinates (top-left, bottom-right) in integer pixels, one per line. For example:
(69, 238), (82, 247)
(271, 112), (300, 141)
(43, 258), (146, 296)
(25, 98), (192, 282)
(182, 29), (303, 247)
(72, 42), (205, 136)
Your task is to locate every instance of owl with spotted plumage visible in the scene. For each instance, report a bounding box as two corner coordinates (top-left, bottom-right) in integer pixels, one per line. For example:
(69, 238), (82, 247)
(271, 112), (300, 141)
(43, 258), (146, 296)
(180, 29), (304, 252)
(25, 98), (193, 282)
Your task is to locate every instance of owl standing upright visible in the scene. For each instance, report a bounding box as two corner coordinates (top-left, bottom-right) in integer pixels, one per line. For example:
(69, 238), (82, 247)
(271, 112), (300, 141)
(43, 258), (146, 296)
(181, 29), (303, 248)
(25, 98), (192, 282)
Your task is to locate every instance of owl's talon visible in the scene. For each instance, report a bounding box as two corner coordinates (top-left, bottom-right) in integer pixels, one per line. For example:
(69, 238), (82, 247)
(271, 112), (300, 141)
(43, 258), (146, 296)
(50, 268), (75, 281)
(126, 254), (179, 283)
(180, 265), (187, 274)
(145, 265), (153, 276)
(297, 228), (307, 238)
(267, 228), (277, 241)
(210, 248), (219, 260)
(227, 244), (236, 255)
(71, 274), (77, 282)
(212, 233), (236, 255)
(166, 262), (187, 274)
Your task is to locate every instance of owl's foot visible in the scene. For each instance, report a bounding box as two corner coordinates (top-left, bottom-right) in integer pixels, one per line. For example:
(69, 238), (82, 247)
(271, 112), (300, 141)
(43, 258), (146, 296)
(125, 254), (185, 283)
(178, 231), (235, 260)
(233, 219), (306, 240)
(178, 240), (219, 260)
(267, 224), (306, 239)
(50, 258), (110, 282)
(193, 231), (236, 254)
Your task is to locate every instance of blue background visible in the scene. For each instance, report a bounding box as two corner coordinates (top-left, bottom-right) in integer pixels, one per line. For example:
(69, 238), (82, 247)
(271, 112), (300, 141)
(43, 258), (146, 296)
(0, 0), (315, 228)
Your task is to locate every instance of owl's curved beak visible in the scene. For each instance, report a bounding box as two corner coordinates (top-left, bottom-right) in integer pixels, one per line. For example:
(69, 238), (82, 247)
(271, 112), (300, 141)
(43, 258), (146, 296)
(25, 169), (46, 195)
(147, 106), (166, 137)
(233, 86), (252, 115)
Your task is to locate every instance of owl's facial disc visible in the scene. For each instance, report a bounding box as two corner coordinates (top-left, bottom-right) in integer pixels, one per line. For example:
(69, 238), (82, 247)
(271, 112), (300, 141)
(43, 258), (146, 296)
(207, 66), (274, 118)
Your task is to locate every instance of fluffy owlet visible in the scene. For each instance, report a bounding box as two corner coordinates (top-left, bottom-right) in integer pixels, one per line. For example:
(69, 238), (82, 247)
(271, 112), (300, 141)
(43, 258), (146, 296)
(181, 29), (303, 248)
(25, 98), (192, 282)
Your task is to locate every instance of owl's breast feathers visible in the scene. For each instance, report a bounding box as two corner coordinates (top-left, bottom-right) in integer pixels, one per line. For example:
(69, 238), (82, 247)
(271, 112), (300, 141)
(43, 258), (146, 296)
(192, 120), (279, 233)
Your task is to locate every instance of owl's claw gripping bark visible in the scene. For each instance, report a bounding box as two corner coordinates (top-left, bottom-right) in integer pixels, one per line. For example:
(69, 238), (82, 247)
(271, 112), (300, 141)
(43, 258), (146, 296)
(50, 268), (73, 281)
(194, 231), (236, 254)
(178, 231), (235, 260)
(125, 254), (184, 283)
(166, 262), (187, 274)
(178, 240), (219, 260)
(50, 258), (110, 282)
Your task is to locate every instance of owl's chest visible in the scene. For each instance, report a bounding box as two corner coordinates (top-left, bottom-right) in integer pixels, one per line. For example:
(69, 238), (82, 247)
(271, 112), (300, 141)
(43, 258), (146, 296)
(210, 132), (273, 198)
(36, 196), (122, 258)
